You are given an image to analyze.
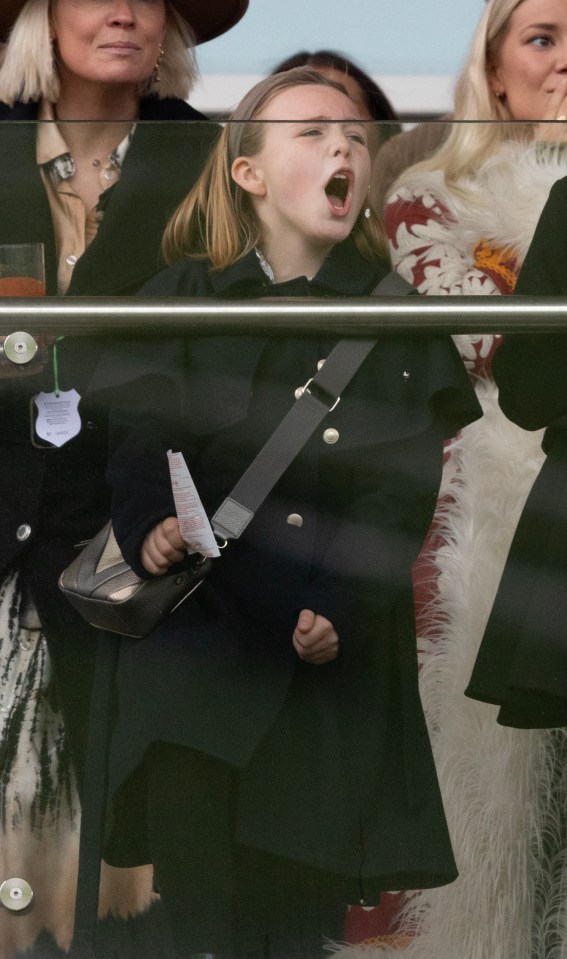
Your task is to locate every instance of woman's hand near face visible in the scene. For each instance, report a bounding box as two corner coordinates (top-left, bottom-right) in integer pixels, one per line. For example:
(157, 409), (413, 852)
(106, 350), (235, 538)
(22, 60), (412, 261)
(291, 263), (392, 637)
(536, 76), (567, 142)
(293, 609), (339, 665)
(141, 516), (186, 575)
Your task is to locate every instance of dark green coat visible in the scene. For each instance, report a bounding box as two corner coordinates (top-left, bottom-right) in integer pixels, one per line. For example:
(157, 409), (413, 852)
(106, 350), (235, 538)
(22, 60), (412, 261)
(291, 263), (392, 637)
(467, 174), (567, 728)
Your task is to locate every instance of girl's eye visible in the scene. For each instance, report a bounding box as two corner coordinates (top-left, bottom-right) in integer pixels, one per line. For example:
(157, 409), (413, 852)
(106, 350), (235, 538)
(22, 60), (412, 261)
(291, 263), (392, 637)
(300, 128), (323, 137)
(348, 132), (367, 145)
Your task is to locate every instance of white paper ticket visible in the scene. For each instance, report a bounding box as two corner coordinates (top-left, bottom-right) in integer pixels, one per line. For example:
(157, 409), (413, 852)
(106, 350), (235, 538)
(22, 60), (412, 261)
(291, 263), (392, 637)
(167, 450), (221, 558)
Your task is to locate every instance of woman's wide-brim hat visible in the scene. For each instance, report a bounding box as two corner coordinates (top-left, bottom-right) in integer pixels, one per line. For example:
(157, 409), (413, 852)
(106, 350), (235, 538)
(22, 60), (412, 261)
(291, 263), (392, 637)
(0, 0), (249, 44)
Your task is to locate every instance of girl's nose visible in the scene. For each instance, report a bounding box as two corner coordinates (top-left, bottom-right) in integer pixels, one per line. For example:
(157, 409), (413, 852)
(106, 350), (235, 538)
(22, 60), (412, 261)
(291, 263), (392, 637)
(330, 128), (351, 156)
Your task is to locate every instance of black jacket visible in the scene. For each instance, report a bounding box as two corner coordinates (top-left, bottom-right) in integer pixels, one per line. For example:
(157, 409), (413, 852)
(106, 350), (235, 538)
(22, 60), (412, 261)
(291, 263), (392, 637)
(0, 97), (218, 776)
(467, 173), (567, 727)
(100, 241), (481, 894)
(0, 96), (217, 295)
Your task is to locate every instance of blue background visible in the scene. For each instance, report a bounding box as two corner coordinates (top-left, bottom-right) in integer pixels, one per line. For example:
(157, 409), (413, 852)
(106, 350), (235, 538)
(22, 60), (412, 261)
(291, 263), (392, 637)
(197, 0), (486, 76)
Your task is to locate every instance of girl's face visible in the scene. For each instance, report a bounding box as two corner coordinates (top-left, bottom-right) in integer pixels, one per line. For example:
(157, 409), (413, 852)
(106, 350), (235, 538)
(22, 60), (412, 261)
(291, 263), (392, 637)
(50, 0), (166, 91)
(310, 66), (374, 121)
(234, 85), (371, 265)
(489, 0), (567, 119)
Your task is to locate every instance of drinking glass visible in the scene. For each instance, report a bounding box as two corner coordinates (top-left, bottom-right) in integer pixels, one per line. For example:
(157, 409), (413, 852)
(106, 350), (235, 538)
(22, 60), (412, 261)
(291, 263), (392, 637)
(0, 243), (46, 296)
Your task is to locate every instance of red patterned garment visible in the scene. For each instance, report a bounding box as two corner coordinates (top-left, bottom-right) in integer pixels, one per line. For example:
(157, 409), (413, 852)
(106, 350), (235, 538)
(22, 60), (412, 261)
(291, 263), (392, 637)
(385, 190), (518, 294)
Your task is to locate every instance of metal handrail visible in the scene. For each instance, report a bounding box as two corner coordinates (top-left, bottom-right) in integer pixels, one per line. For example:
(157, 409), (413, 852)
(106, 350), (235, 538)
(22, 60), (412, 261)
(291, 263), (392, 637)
(0, 295), (565, 336)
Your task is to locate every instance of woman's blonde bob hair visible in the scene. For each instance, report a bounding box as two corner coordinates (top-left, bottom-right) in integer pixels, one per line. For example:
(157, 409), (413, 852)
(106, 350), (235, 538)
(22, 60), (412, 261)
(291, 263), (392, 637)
(397, 0), (536, 190)
(163, 66), (389, 269)
(0, 0), (198, 106)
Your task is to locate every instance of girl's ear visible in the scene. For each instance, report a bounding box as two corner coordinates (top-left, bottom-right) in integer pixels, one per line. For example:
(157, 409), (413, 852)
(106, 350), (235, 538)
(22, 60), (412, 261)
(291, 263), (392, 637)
(231, 156), (267, 197)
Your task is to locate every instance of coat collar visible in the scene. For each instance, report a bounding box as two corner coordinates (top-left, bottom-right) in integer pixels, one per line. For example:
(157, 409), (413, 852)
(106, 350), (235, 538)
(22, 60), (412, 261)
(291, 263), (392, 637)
(209, 238), (389, 298)
(66, 98), (215, 294)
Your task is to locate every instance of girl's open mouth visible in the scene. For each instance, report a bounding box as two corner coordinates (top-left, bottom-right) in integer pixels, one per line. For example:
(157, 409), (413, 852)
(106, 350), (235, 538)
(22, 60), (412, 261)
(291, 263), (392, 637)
(325, 171), (352, 216)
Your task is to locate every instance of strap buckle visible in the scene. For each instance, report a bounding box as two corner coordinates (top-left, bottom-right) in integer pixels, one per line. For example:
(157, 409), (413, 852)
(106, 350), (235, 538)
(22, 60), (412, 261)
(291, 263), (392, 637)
(297, 377), (341, 412)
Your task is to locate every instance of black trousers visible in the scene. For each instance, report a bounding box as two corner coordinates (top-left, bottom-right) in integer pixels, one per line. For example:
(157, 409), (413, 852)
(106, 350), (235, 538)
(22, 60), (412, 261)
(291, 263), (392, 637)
(145, 742), (345, 959)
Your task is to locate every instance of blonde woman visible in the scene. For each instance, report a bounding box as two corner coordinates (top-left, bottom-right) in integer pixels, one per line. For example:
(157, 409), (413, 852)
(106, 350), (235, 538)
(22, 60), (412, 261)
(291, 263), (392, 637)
(386, 0), (567, 310)
(0, 0), (246, 954)
(370, 1), (567, 958)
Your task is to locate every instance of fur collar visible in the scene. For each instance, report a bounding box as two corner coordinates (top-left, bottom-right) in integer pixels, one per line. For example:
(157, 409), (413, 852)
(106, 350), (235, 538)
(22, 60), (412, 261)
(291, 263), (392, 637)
(392, 141), (567, 265)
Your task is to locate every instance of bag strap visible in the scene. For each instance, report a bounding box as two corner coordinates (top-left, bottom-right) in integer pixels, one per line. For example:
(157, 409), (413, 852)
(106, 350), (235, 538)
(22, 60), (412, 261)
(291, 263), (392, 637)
(212, 270), (414, 541)
(369, 270), (414, 296)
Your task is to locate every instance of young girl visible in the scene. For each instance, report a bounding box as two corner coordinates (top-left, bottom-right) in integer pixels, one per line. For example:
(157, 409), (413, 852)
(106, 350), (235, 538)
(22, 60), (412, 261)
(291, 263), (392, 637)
(97, 68), (481, 959)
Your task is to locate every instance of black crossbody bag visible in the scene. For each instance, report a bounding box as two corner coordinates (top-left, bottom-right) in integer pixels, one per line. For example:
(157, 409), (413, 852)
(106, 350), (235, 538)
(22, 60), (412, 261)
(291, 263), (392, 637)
(59, 271), (412, 639)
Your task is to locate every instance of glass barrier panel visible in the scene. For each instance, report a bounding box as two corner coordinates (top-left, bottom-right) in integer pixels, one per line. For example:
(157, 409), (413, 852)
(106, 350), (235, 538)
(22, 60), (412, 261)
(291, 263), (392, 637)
(0, 119), (564, 959)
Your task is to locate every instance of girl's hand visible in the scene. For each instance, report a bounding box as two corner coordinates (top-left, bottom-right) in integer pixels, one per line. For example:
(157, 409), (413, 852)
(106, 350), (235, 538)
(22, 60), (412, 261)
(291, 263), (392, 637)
(141, 516), (186, 575)
(292, 609), (339, 665)
(536, 78), (567, 142)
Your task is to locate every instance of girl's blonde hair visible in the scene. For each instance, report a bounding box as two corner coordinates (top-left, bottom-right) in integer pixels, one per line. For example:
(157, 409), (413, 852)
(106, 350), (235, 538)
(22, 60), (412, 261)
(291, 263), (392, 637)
(163, 66), (389, 269)
(395, 0), (535, 191)
(0, 0), (198, 106)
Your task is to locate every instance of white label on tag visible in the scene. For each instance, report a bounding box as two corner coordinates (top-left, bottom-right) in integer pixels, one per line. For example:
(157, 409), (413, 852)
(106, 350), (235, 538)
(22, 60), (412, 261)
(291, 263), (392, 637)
(168, 450), (220, 559)
(34, 390), (81, 448)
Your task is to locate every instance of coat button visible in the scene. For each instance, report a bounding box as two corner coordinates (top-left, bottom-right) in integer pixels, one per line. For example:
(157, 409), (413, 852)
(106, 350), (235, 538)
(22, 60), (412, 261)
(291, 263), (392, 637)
(0, 878), (34, 912)
(287, 513), (303, 527)
(16, 524), (32, 542)
(323, 428), (339, 445)
(66, 255), (78, 266)
(317, 358), (326, 370)
(294, 386), (304, 400)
